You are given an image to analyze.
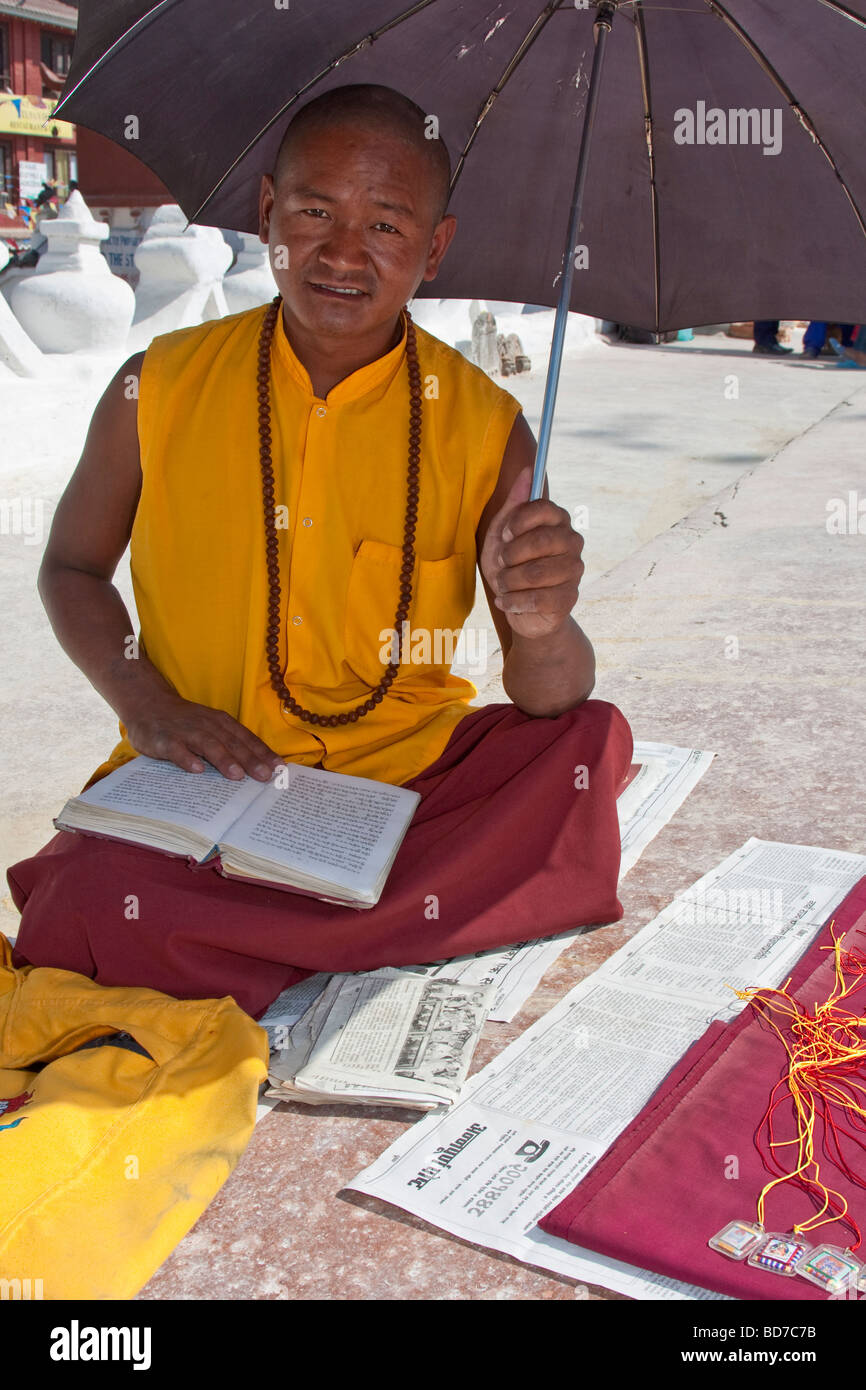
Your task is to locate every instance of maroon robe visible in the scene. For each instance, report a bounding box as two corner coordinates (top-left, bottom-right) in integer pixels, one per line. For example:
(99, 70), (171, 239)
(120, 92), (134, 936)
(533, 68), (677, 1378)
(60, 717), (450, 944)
(8, 700), (633, 1020)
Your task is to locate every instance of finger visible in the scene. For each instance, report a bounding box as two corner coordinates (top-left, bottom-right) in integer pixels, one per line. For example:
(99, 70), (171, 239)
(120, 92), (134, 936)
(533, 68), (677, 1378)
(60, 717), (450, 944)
(486, 466), (533, 545)
(214, 724), (282, 779)
(498, 553), (584, 595)
(217, 730), (279, 781)
(500, 524), (583, 570)
(494, 579), (579, 615)
(238, 733), (285, 775)
(206, 711), (283, 778)
(501, 498), (572, 542)
(186, 733), (249, 780)
(152, 736), (207, 774)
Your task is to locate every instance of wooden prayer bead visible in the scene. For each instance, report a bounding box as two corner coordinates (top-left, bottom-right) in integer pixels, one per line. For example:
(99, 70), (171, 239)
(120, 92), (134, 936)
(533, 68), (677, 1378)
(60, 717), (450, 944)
(257, 294), (422, 727)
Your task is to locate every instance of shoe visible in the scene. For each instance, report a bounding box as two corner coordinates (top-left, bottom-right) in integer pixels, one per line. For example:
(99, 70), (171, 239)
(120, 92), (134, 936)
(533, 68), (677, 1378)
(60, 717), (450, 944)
(801, 346), (820, 359)
(828, 337), (845, 357)
(753, 342), (794, 355)
(836, 357), (866, 369)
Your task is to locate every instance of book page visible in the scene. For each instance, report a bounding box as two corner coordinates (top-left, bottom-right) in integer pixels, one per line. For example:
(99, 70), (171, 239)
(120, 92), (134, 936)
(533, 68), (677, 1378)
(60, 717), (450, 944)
(72, 756), (267, 840)
(224, 764), (419, 893)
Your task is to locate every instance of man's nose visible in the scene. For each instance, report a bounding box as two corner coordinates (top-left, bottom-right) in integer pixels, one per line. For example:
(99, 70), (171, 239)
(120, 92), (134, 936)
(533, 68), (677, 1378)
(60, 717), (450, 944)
(317, 221), (368, 269)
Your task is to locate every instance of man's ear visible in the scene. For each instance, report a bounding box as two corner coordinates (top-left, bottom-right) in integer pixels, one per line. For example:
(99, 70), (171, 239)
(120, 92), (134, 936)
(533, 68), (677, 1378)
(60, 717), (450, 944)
(421, 213), (458, 283)
(259, 173), (275, 243)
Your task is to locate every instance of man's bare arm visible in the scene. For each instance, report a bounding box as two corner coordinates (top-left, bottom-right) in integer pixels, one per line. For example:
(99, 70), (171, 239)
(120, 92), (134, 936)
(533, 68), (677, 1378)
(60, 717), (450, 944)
(38, 354), (282, 781)
(476, 413), (595, 717)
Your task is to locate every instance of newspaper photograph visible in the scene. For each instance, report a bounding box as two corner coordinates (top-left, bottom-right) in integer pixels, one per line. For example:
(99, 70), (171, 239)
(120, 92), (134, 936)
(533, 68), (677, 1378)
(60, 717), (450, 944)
(266, 967), (494, 1109)
(396, 931), (586, 1023)
(348, 838), (866, 1299)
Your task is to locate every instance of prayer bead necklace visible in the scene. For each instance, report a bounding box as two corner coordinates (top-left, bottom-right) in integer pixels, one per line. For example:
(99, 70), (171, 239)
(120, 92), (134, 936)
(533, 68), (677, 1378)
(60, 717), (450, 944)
(256, 293), (421, 727)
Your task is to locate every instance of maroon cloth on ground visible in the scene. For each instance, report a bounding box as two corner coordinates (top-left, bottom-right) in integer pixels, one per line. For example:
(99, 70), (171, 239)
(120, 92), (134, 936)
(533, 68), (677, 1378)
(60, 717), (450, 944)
(8, 699), (633, 1020)
(538, 876), (866, 1300)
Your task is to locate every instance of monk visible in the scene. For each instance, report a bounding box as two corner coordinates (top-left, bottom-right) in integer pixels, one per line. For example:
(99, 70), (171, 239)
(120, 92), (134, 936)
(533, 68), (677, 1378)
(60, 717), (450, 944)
(8, 84), (633, 1019)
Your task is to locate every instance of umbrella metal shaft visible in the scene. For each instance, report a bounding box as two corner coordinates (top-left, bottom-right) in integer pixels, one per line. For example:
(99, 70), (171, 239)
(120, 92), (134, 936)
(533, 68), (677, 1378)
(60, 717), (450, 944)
(530, 0), (617, 500)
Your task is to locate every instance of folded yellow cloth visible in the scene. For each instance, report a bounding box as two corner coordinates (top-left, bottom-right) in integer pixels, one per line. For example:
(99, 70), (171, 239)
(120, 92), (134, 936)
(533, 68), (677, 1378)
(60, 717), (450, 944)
(0, 935), (268, 1299)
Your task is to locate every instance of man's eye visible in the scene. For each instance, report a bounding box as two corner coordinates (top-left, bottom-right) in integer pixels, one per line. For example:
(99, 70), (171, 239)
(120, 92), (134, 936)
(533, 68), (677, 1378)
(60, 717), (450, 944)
(300, 208), (328, 218)
(375, 222), (399, 234)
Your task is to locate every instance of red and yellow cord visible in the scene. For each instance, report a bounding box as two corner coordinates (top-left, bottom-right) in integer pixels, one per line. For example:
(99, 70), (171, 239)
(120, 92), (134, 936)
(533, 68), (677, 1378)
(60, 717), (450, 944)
(728, 924), (866, 1251)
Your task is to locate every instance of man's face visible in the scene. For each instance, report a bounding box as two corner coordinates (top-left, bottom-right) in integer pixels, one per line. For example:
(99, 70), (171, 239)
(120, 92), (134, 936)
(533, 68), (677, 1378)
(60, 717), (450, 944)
(258, 121), (456, 341)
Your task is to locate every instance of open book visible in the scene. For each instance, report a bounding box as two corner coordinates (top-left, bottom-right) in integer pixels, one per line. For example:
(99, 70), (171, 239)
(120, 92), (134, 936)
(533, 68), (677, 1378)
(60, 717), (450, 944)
(54, 756), (420, 908)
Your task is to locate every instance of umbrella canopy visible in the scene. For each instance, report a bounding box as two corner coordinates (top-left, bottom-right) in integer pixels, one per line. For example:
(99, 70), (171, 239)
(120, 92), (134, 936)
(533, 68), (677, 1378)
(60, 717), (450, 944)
(55, 0), (866, 332)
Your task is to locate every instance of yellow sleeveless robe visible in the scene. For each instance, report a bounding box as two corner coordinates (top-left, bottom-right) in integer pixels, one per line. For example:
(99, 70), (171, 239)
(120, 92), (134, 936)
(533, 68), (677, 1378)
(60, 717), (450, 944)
(92, 302), (523, 788)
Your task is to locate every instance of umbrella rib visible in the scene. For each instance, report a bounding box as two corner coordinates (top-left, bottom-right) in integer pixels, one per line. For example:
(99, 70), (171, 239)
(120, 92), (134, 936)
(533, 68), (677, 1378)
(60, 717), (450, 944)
(705, 0), (866, 246)
(52, 0), (184, 116)
(448, 0), (565, 195)
(632, 3), (661, 337)
(185, 0), (442, 228)
(814, 0), (866, 30)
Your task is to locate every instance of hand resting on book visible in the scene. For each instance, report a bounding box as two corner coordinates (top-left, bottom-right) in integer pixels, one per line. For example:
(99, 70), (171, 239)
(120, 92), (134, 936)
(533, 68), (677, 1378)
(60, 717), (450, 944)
(122, 690), (283, 783)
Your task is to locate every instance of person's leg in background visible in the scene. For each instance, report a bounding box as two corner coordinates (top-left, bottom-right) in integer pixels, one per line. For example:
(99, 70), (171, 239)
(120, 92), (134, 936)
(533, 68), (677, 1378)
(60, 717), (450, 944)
(753, 320), (792, 355)
(802, 321), (826, 358)
(835, 323), (866, 368)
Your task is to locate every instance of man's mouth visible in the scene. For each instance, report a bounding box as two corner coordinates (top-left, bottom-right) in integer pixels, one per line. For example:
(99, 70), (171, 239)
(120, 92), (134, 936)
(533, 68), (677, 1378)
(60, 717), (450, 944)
(308, 282), (368, 298)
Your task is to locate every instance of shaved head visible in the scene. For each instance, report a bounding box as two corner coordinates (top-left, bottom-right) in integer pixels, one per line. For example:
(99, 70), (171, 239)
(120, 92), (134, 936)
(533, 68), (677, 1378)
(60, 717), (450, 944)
(259, 81), (459, 366)
(273, 84), (452, 228)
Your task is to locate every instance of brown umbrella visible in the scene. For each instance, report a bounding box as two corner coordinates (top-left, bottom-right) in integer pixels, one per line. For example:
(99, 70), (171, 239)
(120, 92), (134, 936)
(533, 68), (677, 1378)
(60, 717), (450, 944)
(53, 0), (866, 493)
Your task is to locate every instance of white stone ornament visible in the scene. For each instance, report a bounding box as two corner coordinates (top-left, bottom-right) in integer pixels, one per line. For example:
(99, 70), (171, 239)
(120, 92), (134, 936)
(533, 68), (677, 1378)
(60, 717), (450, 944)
(223, 232), (278, 312)
(471, 304), (499, 376)
(127, 204), (232, 351)
(0, 288), (43, 377)
(10, 191), (135, 353)
(0, 234), (44, 376)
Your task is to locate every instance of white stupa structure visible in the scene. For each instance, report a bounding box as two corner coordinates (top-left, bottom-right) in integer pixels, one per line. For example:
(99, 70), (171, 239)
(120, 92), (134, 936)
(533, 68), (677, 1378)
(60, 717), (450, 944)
(10, 191), (135, 354)
(223, 233), (278, 312)
(127, 205), (232, 351)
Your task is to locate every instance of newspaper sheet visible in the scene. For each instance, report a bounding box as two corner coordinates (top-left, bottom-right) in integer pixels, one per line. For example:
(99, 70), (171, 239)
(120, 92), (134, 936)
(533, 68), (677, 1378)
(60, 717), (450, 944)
(349, 838), (866, 1299)
(265, 968), (494, 1108)
(617, 742), (715, 878)
(254, 733), (717, 1123)
(395, 741), (716, 1021)
(255, 738), (714, 1124)
(259, 972), (331, 1048)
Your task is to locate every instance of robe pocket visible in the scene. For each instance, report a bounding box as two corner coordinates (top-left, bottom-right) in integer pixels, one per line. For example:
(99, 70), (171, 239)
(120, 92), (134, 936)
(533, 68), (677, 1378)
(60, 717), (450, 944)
(343, 539), (472, 684)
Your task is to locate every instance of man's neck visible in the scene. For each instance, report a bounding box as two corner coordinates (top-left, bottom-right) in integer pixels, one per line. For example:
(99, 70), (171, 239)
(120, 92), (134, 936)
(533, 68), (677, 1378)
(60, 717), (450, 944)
(281, 303), (404, 400)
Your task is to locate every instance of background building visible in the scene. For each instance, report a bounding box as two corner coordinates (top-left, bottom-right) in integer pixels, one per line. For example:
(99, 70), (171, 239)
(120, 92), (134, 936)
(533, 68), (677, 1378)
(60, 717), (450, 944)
(0, 0), (79, 234)
(76, 124), (173, 285)
(0, 0), (170, 271)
